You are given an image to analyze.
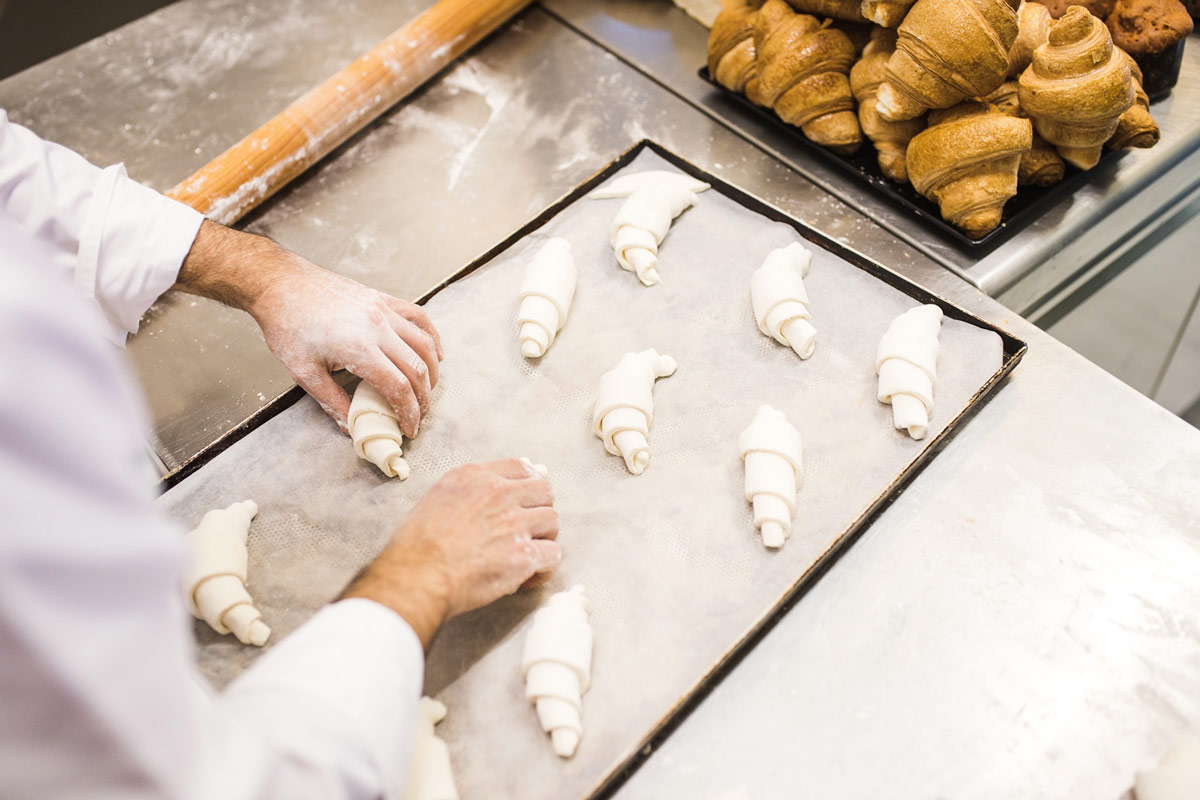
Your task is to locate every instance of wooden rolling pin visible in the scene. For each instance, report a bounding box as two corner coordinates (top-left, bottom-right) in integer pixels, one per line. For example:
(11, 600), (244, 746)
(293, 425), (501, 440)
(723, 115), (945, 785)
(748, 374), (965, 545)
(168, 0), (532, 225)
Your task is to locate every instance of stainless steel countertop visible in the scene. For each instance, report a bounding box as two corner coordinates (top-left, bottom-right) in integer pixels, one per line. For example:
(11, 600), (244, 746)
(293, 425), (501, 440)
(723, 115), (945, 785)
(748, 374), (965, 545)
(1, 3), (1198, 798)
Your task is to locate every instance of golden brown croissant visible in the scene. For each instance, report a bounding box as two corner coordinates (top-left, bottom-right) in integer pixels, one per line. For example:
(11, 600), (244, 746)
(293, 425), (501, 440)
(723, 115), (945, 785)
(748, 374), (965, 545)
(756, 0), (863, 153)
(850, 28), (927, 180)
(876, 0), (1019, 121)
(1018, 6), (1134, 169)
(1008, 1), (1052, 77)
(708, 0), (765, 97)
(782, 0), (868, 20)
(906, 101), (1032, 236)
(983, 81), (1065, 186)
(861, 0), (916, 27)
(1107, 48), (1160, 149)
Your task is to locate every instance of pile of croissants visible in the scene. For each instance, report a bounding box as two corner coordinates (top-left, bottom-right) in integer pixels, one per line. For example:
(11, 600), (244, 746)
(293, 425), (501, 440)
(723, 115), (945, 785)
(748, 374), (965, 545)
(708, 0), (1162, 237)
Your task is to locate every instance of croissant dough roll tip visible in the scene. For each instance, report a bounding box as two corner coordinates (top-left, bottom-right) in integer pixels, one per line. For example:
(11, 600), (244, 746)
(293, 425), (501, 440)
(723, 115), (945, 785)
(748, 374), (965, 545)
(522, 586), (593, 758)
(518, 237), (577, 359)
(183, 500), (271, 647)
(878, 0), (1019, 121)
(1018, 6), (1134, 170)
(876, 304), (943, 440)
(349, 381), (409, 479)
(592, 349), (677, 474)
(402, 697), (459, 800)
(738, 405), (804, 548)
(750, 242), (817, 359)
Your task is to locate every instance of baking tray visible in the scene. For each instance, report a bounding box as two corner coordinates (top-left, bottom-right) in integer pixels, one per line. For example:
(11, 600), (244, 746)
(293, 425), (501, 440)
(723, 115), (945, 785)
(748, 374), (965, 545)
(158, 140), (1026, 799)
(698, 66), (1123, 249)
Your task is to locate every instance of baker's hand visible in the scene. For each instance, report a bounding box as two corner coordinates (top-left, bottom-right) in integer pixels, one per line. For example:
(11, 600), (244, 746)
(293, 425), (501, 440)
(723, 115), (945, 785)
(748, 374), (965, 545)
(344, 459), (561, 649)
(174, 220), (441, 436)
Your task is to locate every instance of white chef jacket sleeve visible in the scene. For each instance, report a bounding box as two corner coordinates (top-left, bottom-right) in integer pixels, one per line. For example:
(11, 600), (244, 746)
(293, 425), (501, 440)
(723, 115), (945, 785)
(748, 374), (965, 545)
(0, 108), (204, 345)
(0, 258), (424, 800)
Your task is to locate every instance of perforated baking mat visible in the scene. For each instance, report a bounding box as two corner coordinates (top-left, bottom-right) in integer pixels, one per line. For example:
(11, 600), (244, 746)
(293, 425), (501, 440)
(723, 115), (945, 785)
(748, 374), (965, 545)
(158, 141), (1025, 800)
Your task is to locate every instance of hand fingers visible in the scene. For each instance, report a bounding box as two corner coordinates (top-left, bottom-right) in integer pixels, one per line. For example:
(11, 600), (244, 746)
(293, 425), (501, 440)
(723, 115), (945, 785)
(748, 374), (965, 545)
(293, 367), (352, 434)
(386, 297), (443, 361)
(484, 458), (542, 480)
(386, 313), (440, 389)
(518, 506), (559, 539)
(357, 358), (421, 438)
(521, 570), (555, 590)
(527, 539), (561, 578)
(378, 334), (432, 417)
(508, 476), (554, 509)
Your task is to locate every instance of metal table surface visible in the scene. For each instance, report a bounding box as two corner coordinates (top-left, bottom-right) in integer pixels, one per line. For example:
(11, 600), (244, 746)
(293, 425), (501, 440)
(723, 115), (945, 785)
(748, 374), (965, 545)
(1, 2), (1198, 798)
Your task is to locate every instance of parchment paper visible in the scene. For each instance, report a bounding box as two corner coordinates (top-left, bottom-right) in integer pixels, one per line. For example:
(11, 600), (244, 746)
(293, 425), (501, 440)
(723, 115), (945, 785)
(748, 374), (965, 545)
(158, 150), (1003, 798)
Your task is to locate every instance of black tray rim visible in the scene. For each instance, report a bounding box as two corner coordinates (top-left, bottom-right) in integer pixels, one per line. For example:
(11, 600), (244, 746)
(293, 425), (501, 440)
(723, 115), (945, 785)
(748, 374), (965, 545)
(160, 138), (1029, 800)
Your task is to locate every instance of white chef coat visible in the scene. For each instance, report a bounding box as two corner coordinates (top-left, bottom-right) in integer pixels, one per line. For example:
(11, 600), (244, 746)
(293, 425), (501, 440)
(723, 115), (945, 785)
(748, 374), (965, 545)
(0, 110), (424, 800)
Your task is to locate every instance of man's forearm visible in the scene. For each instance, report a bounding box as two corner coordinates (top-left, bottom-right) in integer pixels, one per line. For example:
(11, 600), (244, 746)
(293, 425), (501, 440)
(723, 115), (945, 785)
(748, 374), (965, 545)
(173, 220), (302, 314)
(342, 547), (450, 651)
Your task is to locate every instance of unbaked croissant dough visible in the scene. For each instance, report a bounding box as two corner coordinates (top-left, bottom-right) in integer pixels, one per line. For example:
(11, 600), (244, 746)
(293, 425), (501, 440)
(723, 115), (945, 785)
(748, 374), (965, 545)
(738, 405), (804, 549)
(1135, 734), (1200, 800)
(518, 237), (577, 358)
(182, 500), (271, 646)
(349, 381), (409, 480)
(401, 697), (458, 800)
(520, 456), (549, 478)
(591, 171), (711, 286)
(876, 304), (943, 440)
(751, 242), (817, 359)
(522, 585), (593, 758)
(592, 349), (678, 475)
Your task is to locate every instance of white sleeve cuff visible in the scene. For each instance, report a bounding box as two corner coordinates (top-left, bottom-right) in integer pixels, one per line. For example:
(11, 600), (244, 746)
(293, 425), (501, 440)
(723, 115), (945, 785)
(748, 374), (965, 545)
(78, 164), (204, 346)
(217, 598), (425, 800)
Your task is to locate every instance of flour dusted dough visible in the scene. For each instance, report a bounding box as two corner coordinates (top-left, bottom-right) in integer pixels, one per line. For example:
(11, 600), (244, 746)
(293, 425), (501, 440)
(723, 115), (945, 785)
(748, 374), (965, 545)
(520, 456), (549, 478)
(1135, 734), (1200, 800)
(751, 242), (817, 359)
(592, 349), (677, 475)
(518, 238), (577, 358)
(738, 405), (804, 549)
(182, 500), (271, 646)
(349, 381), (409, 479)
(401, 697), (458, 800)
(876, 304), (943, 440)
(522, 585), (593, 758)
(591, 171), (710, 286)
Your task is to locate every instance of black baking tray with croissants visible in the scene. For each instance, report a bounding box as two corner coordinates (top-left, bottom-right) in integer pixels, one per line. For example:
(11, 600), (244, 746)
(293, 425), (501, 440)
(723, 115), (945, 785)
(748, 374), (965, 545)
(701, 0), (1183, 249)
(699, 65), (1120, 248)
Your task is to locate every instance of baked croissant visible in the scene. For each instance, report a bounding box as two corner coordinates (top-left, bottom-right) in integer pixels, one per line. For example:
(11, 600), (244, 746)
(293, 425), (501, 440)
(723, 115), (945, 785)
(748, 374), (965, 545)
(782, 0), (867, 20)
(906, 101), (1032, 236)
(850, 27), (926, 181)
(708, 0), (764, 97)
(861, 0), (916, 26)
(1008, 1), (1052, 77)
(984, 81), (1065, 186)
(876, 0), (1019, 121)
(1108, 48), (1160, 149)
(1018, 6), (1134, 169)
(755, 0), (863, 153)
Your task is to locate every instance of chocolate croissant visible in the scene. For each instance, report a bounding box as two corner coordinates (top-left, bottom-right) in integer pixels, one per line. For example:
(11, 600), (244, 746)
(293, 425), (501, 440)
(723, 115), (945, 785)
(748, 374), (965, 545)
(906, 101), (1032, 237)
(1107, 48), (1160, 149)
(984, 80), (1065, 187)
(850, 28), (927, 181)
(1018, 6), (1134, 169)
(755, 0), (863, 153)
(708, 0), (765, 97)
(876, 0), (1019, 121)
